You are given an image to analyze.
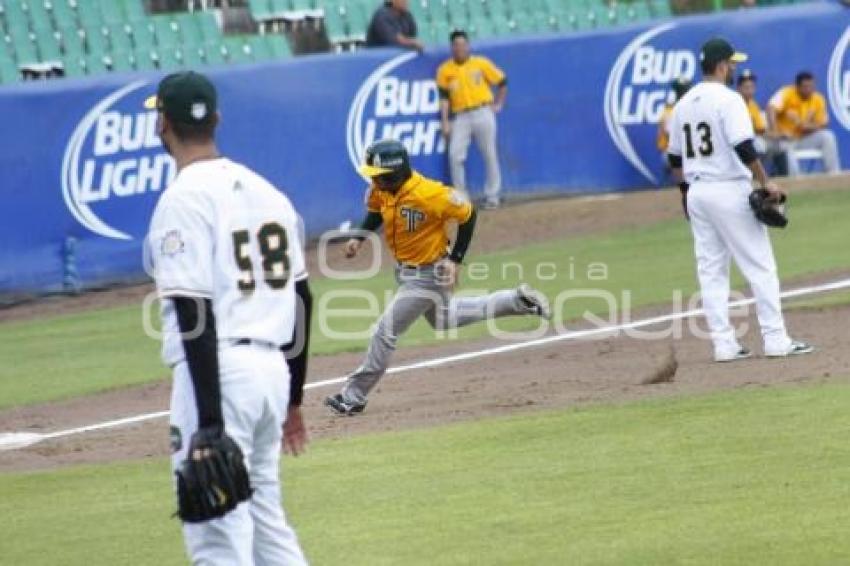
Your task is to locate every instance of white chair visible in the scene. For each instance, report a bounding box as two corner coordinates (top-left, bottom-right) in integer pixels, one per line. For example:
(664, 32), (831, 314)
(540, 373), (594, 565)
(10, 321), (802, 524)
(789, 148), (825, 176)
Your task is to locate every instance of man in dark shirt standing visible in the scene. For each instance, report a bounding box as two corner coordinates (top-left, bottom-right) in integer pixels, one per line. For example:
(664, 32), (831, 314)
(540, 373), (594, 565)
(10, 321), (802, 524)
(365, 0), (424, 51)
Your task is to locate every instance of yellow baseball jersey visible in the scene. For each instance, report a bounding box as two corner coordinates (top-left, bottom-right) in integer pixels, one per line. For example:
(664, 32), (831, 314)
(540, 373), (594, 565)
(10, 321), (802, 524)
(436, 56), (506, 114)
(657, 104), (674, 152)
(745, 98), (766, 134)
(366, 172), (473, 266)
(769, 85), (828, 139)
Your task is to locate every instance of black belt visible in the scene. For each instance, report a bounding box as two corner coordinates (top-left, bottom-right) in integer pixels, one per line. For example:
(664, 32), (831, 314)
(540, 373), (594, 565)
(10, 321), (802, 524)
(233, 338), (279, 349)
(456, 103), (490, 114)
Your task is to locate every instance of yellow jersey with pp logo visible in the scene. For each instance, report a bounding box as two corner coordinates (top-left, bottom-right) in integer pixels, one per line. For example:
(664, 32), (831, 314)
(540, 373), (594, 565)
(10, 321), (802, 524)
(769, 85), (828, 139)
(366, 172), (473, 266)
(436, 56), (506, 114)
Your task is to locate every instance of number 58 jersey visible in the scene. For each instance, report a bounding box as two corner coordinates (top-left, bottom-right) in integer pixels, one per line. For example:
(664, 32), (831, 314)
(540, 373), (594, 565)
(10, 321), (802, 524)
(667, 82), (754, 184)
(146, 158), (307, 367)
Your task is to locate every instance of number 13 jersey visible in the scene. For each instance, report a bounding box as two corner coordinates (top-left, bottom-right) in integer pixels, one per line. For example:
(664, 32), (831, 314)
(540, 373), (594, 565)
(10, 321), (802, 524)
(147, 157), (307, 367)
(667, 81), (754, 184)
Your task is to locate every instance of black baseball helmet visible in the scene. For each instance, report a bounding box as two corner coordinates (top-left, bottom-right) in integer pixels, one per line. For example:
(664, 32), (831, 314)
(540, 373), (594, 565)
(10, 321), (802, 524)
(358, 139), (412, 186)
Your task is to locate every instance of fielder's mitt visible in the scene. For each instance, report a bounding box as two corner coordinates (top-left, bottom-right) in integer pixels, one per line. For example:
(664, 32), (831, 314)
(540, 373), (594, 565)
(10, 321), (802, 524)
(749, 189), (788, 228)
(175, 427), (252, 523)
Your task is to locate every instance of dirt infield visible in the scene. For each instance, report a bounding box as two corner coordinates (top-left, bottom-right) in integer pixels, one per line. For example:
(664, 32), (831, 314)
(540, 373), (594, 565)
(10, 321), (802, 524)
(1, 175), (848, 473)
(1, 300), (846, 473)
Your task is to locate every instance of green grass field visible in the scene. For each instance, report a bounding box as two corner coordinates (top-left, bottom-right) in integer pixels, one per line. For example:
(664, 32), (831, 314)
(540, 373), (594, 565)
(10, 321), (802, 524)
(0, 187), (848, 409)
(2, 383), (849, 565)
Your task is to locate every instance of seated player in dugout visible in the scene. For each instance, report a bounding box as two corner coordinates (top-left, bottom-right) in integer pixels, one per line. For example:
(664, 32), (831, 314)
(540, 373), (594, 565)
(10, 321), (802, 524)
(437, 29), (507, 210)
(657, 76), (691, 174)
(325, 139), (551, 416)
(767, 71), (841, 176)
(736, 70), (778, 172)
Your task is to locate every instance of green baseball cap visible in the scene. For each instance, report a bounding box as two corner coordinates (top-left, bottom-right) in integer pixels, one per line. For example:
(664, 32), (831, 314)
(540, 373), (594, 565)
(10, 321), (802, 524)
(144, 71), (217, 124)
(700, 37), (747, 67)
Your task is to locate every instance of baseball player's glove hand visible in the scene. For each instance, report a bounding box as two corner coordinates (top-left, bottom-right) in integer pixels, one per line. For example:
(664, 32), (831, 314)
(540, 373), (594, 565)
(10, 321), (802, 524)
(174, 426), (253, 523)
(749, 188), (788, 228)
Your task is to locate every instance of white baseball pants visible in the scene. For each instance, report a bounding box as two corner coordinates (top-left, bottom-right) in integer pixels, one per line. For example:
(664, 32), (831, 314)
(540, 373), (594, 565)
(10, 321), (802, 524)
(687, 180), (792, 358)
(170, 343), (307, 566)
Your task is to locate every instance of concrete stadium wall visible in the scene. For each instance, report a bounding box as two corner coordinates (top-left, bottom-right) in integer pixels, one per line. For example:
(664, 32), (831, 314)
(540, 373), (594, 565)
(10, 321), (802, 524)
(1, 2), (848, 295)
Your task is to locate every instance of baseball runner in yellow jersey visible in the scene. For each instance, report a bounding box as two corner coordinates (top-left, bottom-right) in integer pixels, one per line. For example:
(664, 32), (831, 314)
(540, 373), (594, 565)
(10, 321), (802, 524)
(325, 139), (550, 416)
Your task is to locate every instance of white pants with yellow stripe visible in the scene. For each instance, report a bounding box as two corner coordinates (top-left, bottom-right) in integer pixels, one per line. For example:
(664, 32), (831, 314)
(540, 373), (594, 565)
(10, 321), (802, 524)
(341, 263), (533, 405)
(170, 344), (307, 566)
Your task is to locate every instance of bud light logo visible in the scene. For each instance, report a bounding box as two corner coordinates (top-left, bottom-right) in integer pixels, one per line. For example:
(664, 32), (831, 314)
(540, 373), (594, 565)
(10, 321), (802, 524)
(604, 23), (696, 184)
(346, 52), (445, 171)
(61, 80), (175, 240)
(828, 25), (850, 132)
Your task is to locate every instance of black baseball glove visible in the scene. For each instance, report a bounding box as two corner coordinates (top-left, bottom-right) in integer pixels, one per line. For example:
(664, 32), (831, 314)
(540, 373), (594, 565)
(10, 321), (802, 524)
(175, 427), (253, 523)
(749, 188), (788, 228)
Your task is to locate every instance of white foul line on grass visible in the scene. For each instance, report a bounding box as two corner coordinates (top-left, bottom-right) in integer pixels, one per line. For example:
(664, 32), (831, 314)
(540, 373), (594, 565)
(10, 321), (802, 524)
(2, 277), (849, 451)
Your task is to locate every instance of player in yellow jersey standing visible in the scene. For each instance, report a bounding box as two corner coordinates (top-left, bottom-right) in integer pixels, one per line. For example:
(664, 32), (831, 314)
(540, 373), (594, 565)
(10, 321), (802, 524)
(325, 140), (550, 416)
(437, 30), (507, 209)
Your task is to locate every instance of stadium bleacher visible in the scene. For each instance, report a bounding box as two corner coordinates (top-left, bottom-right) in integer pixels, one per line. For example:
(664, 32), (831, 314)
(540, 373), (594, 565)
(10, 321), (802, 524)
(0, 0), (813, 85)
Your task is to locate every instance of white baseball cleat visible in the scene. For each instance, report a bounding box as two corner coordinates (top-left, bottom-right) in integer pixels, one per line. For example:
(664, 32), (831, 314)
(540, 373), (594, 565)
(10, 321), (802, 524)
(714, 348), (753, 363)
(517, 284), (552, 320)
(765, 340), (814, 358)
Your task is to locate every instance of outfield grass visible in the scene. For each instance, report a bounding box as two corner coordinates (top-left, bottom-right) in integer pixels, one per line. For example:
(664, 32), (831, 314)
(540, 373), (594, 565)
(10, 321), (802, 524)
(0, 187), (847, 408)
(1, 383), (849, 565)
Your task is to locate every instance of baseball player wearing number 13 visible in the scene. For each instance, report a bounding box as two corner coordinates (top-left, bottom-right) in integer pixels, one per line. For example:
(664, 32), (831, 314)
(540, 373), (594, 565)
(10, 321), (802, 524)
(146, 72), (310, 564)
(667, 38), (813, 362)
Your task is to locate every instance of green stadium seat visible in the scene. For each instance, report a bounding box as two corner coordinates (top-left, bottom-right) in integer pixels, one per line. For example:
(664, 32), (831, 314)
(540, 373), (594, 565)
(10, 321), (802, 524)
(47, 0), (78, 27)
(4, 4), (31, 32)
(157, 46), (183, 70)
(181, 45), (205, 68)
(35, 29), (62, 60)
(84, 52), (108, 74)
(106, 22), (134, 53)
(250, 0), (275, 21)
(176, 13), (204, 47)
(129, 20), (156, 48)
(267, 0), (290, 17)
(151, 15), (180, 47)
(105, 50), (134, 72)
(408, 0), (428, 24)
(223, 37), (253, 64)
(83, 24), (109, 55)
(97, 0), (125, 25)
(246, 35), (272, 60)
(133, 45), (157, 70)
(58, 25), (85, 55)
(264, 33), (291, 58)
(0, 58), (21, 84)
(203, 41), (226, 66)
(346, 2), (369, 40)
(197, 12), (222, 43)
(76, 1), (104, 27)
(61, 54), (86, 77)
(323, 7), (349, 44)
(11, 31), (39, 63)
(28, 1), (54, 32)
(120, 0), (146, 21)
(473, 16), (497, 39)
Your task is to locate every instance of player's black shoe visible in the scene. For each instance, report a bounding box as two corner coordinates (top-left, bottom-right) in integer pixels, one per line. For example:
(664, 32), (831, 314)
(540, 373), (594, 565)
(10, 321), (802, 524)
(325, 394), (367, 416)
(517, 284), (552, 320)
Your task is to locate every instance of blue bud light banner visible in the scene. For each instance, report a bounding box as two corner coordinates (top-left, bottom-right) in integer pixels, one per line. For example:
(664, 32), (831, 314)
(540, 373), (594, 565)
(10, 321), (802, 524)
(0, 2), (848, 295)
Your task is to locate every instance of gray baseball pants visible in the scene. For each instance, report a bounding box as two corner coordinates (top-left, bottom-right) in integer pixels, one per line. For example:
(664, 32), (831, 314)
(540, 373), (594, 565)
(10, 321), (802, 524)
(341, 264), (531, 405)
(449, 106), (502, 203)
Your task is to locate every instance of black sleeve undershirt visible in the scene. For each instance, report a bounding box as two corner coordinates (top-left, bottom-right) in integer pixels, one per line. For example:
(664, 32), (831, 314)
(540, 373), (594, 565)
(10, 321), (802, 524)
(449, 207), (477, 264)
(354, 211), (383, 241)
(668, 153), (683, 169)
(734, 139), (758, 165)
(438, 87), (450, 100)
(173, 297), (223, 430)
(282, 278), (313, 407)
(497, 78), (508, 88)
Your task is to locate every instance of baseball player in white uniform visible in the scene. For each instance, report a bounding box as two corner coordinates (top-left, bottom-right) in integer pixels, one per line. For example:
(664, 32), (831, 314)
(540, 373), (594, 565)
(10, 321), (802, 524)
(667, 38), (813, 362)
(145, 72), (311, 565)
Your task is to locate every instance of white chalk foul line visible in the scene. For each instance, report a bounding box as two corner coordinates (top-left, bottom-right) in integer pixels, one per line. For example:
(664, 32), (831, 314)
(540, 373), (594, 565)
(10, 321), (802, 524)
(2, 277), (849, 452)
